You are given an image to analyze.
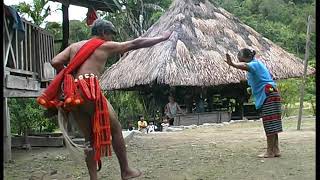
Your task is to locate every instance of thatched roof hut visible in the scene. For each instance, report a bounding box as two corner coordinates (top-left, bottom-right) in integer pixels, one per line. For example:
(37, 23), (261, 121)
(100, 0), (315, 91)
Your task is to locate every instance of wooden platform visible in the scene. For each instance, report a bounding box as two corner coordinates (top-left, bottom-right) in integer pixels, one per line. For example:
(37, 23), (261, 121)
(175, 111), (231, 126)
(12, 136), (64, 148)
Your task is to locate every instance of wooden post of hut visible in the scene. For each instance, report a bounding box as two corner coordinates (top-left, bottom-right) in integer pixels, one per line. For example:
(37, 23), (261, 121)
(3, 98), (12, 162)
(60, 2), (69, 52)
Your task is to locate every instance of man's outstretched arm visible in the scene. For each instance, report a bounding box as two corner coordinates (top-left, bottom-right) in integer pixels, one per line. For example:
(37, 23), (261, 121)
(105, 31), (172, 54)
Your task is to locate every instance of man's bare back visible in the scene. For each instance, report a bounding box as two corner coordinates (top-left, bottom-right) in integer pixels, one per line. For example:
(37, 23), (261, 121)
(68, 40), (110, 78)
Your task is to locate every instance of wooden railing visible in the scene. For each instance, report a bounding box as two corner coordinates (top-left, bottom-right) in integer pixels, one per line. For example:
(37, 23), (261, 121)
(3, 9), (55, 82)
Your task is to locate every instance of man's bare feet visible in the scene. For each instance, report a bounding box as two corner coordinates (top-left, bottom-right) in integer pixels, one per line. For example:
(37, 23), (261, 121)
(121, 168), (143, 180)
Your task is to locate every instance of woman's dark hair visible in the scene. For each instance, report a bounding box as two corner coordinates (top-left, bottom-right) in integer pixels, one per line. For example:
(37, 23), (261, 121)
(237, 48), (256, 60)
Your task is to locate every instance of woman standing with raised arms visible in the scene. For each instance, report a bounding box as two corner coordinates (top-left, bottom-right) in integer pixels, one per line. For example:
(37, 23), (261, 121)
(225, 48), (282, 158)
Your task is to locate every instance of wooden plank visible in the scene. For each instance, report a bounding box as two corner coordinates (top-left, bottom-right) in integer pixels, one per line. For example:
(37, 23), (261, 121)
(3, 15), (5, 66)
(5, 67), (38, 76)
(29, 25), (33, 72)
(3, 98), (12, 162)
(43, 62), (55, 80)
(42, 34), (46, 78)
(35, 30), (39, 78)
(4, 18), (17, 68)
(5, 74), (40, 91)
(177, 112), (231, 126)
(47, 36), (51, 61)
(15, 29), (19, 69)
(38, 33), (43, 79)
(48, 36), (52, 60)
(200, 113), (219, 123)
(20, 33), (24, 70)
(4, 88), (44, 98)
(30, 26), (37, 72)
(32, 27), (36, 73)
(24, 23), (30, 71)
(45, 35), (48, 63)
(12, 136), (64, 147)
(50, 36), (54, 60)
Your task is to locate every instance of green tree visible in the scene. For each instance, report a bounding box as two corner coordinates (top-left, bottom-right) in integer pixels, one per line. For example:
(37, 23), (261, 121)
(45, 22), (62, 53)
(106, 91), (145, 128)
(14, 0), (52, 26)
(69, 20), (91, 43)
(9, 98), (57, 136)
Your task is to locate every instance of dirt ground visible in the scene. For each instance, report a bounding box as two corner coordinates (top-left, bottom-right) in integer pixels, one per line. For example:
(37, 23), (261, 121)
(4, 117), (315, 180)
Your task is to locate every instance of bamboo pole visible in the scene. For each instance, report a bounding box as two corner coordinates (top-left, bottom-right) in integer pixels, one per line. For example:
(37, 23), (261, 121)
(297, 15), (312, 130)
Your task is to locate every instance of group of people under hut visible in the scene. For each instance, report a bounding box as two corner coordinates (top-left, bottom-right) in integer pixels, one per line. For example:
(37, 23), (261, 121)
(37, 19), (283, 180)
(130, 95), (184, 133)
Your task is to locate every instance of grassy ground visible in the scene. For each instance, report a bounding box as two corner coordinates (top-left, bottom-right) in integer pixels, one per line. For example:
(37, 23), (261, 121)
(4, 117), (315, 180)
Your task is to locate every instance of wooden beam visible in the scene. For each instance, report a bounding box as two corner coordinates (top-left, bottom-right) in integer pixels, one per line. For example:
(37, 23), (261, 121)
(4, 88), (44, 98)
(5, 67), (38, 76)
(60, 4), (69, 52)
(5, 75), (40, 91)
(12, 136), (64, 147)
(49, 0), (119, 12)
(3, 98), (12, 162)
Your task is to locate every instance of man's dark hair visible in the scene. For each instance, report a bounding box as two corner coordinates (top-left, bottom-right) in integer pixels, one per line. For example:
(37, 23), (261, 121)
(237, 48), (256, 60)
(91, 19), (117, 36)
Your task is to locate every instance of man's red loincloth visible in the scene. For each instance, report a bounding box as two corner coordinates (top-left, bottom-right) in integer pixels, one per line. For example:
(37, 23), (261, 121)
(36, 38), (111, 170)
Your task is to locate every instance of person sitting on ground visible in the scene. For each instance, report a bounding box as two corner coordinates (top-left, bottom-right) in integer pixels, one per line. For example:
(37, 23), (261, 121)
(147, 121), (157, 133)
(128, 121), (134, 131)
(137, 116), (148, 132)
(161, 116), (170, 132)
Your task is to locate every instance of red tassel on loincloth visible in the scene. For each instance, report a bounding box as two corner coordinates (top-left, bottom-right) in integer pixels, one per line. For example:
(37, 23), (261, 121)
(64, 74), (75, 105)
(78, 78), (92, 100)
(90, 76), (96, 100)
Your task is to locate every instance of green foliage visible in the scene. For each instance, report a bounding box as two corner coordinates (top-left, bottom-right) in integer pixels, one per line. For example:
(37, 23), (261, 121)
(8, 98), (57, 135)
(45, 22), (62, 39)
(106, 91), (145, 128)
(14, 0), (52, 26)
(45, 22), (62, 53)
(69, 20), (91, 43)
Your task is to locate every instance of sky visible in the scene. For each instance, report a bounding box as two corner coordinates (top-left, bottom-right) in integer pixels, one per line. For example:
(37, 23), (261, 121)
(4, 0), (88, 24)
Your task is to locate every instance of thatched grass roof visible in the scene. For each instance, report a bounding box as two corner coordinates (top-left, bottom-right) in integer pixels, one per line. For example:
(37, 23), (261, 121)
(100, 0), (315, 91)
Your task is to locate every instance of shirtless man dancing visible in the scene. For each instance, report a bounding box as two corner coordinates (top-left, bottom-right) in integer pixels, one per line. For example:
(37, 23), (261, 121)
(37, 19), (172, 180)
